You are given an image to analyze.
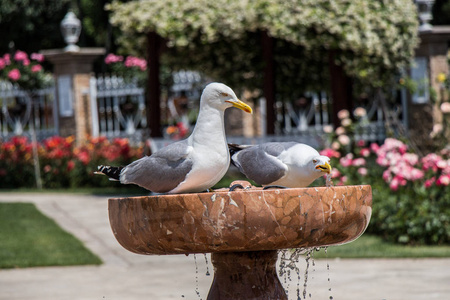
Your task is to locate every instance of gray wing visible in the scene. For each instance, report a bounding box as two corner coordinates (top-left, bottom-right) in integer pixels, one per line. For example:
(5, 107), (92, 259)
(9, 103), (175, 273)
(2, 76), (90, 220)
(120, 140), (193, 193)
(231, 142), (296, 185)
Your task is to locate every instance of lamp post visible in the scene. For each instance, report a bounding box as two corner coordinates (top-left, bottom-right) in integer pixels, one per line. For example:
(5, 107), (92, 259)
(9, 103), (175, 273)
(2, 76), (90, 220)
(60, 11), (81, 52)
(415, 0), (435, 32)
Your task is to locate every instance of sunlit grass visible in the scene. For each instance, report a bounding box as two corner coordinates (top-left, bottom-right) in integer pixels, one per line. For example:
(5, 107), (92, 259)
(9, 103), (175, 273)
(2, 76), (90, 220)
(314, 234), (450, 259)
(0, 202), (102, 269)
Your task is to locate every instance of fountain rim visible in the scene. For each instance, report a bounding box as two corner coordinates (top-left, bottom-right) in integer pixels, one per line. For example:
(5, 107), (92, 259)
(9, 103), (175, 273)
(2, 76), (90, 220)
(108, 184), (372, 201)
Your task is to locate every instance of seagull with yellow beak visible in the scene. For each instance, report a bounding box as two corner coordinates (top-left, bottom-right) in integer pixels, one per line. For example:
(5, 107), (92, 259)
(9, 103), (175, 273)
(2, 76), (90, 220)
(97, 82), (252, 193)
(229, 142), (332, 188)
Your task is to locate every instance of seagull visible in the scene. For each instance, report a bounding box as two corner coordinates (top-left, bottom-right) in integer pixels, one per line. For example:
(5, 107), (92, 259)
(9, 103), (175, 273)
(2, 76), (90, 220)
(97, 82), (252, 193)
(229, 142), (331, 188)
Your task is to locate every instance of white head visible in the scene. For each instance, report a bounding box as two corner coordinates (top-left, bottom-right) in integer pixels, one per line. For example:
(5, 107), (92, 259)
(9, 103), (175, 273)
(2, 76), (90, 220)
(200, 82), (252, 113)
(311, 155), (332, 175)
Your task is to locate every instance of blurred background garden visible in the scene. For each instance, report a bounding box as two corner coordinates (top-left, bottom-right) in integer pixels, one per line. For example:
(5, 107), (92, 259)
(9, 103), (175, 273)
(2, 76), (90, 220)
(1, 0), (449, 257)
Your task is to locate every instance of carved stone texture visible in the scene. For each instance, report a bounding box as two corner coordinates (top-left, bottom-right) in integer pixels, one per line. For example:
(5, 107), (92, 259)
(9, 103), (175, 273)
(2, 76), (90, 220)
(108, 185), (372, 255)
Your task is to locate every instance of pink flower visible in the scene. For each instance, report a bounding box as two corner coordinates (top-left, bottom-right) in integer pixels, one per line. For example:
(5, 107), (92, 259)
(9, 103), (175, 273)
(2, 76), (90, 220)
(44, 165), (52, 173)
(3, 54), (11, 64)
(389, 176), (407, 191)
(0, 58), (5, 69)
(402, 153), (419, 166)
(339, 153), (353, 168)
(339, 176), (348, 185)
(421, 153), (443, 172)
(357, 167), (368, 176)
(357, 140), (365, 147)
(31, 53), (44, 62)
(23, 59), (30, 66)
(390, 178), (399, 191)
(354, 107), (367, 117)
(338, 135), (350, 146)
(436, 160), (448, 170)
(424, 177), (435, 188)
(436, 174), (450, 186)
(341, 118), (352, 127)
(352, 158), (366, 167)
(323, 125), (333, 133)
(320, 148), (341, 158)
(31, 64), (42, 72)
(104, 53), (123, 64)
(335, 126), (346, 135)
(337, 109), (349, 120)
(370, 143), (380, 153)
(410, 168), (424, 181)
(330, 168), (341, 178)
(8, 69), (21, 81)
(14, 50), (28, 61)
(331, 142), (340, 150)
(383, 169), (392, 182)
(376, 155), (389, 167)
(441, 102), (450, 114)
(360, 148), (371, 157)
(124, 56), (147, 71)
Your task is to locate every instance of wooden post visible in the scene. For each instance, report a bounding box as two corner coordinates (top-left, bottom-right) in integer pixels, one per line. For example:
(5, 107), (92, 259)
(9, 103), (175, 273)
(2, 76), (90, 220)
(329, 51), (353, 128)
(147, 31), (162, 137)
(261, 31), (276, 135)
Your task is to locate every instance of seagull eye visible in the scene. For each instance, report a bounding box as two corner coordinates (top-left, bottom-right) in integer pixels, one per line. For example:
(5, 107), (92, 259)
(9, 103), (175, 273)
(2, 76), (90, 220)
(313, 159), (318, 164)
(220, 92), (229, 97)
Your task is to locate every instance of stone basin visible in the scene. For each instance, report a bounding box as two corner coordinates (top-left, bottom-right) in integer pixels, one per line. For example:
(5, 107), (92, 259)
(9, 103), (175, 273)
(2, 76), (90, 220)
(108, 184), (372, 299)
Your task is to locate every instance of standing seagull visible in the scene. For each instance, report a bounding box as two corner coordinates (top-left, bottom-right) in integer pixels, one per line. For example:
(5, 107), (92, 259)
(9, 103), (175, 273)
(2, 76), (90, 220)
(229, 142), (331, 188)
(97, 83), (252, 193)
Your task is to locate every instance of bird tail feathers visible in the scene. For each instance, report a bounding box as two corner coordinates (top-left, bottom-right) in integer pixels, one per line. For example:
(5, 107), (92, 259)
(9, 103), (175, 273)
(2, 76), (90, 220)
(96, 165), (123, 181)
(228, 143), (253, 156)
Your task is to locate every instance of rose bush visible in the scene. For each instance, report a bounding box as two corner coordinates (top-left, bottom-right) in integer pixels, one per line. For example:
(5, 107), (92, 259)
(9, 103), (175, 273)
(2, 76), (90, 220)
(320, 109), (450, 245)
(103, 53), (147, 86)
(0, 50), (52, 91)
(0, 136), (144, 189)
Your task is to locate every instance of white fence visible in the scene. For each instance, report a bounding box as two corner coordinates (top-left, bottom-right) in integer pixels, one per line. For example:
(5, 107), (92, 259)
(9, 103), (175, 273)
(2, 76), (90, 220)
(1, 73), (406, 147)
(0, 81), (58, 141)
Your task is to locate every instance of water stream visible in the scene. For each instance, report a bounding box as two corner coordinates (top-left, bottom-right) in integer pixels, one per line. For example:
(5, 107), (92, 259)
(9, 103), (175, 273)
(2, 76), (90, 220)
(193, 254), (203, 299)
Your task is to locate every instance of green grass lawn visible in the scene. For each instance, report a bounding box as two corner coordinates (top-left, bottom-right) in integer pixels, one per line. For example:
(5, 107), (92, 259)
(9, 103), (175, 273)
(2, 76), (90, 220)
(313, 234), (450, 259)
(0, 202), (102, 269)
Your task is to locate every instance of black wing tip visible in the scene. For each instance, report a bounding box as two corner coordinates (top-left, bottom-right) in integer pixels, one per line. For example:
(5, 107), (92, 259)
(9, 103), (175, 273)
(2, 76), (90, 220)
(228, 143), (244, 157)
(96, 165), (123, 181)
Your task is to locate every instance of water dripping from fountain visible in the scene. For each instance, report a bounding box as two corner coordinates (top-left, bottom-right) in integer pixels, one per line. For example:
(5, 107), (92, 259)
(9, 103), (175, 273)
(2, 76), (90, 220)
(324, 247), (334, 300)
(326, 173), (334, 187)
(203, 253), (210, 276)
(279, 248), (311, 300)
(193, 254), (202, 299)
(302, 249), (314, 299)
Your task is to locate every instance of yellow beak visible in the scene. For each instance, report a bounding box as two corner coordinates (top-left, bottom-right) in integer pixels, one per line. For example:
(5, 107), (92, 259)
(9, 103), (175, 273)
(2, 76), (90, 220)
(226, 99), (253, 114)
(316, 161), (332, 174)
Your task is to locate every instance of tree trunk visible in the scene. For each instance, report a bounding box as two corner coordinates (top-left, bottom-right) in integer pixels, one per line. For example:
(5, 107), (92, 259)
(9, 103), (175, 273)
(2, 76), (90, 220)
(147, 31), (162, 137)
(261, 31), (276, 135)
(329, 51), (353, 128)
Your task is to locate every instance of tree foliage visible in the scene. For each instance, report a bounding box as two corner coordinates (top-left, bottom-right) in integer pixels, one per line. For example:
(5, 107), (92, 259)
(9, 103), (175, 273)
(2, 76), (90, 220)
(108, 0), (419, 93)
(0, 0), (71, 53)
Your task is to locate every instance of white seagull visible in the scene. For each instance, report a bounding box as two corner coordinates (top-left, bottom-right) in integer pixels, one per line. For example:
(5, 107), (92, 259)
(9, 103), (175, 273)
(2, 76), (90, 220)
(97, 82), (252, 193)
(229, 142), (331, 188)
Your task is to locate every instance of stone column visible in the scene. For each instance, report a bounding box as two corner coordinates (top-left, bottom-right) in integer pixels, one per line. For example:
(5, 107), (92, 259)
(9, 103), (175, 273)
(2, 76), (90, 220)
(41, 48), (105, 144)
(410, 26), (450, 148)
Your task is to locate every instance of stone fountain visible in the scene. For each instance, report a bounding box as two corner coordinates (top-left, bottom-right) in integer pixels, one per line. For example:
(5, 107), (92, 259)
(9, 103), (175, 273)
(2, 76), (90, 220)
(108, 182), (372, 299)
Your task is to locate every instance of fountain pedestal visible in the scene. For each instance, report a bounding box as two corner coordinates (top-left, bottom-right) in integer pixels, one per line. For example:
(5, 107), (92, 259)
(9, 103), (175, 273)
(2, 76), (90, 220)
(108, 184), (372, 299)
(208, 250), (286, 300)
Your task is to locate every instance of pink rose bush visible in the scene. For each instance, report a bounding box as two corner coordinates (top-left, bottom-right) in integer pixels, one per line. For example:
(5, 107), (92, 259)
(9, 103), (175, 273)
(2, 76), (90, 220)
(0, 136), (144, 189)
(320, 137), (450, 245)
(104, 53), (147, 85)
(0, 50), (52, 91)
